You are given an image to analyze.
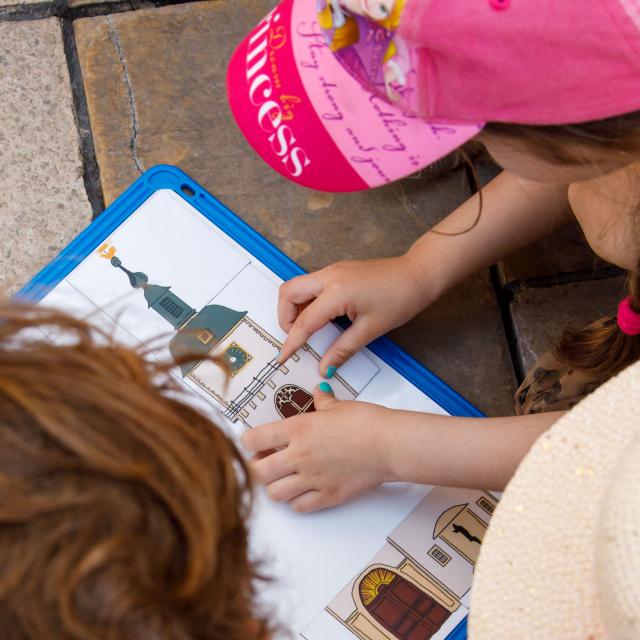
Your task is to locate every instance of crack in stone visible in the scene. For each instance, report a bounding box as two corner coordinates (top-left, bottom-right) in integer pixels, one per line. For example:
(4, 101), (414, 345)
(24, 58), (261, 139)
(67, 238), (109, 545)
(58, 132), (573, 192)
(107, 16), (144, 174)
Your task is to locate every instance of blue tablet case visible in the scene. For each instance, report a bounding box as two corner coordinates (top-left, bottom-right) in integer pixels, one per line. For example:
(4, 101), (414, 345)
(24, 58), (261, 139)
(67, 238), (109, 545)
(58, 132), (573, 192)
(18, 164), (482, 639)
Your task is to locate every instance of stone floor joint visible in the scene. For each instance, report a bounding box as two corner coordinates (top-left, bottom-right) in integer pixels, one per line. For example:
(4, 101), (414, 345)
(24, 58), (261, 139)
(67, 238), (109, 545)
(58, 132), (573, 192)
(465, 160), (523, 389)
(490, 264), (524, 386)
(1, 0), (228, 25)
(0, 3), (56, 22)
(61, 17), (105, 216)
(67, 1), (148, 20)
(503, 265), (626, 296)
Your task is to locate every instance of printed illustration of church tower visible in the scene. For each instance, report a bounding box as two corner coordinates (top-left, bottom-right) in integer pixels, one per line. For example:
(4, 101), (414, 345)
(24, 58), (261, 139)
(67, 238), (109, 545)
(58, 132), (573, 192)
(110, 256), (357, 427)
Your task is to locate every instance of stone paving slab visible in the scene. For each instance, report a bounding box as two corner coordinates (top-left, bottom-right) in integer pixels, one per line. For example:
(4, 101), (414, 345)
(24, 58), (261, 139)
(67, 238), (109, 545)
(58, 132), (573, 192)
(0, 18), (91, 295)
(511, 276), (627, 375)
(74, 0), (279, 205)
(75, 0), (516, 414)
(472, 154), (502, 187)
(498, 221), (613, 287)
(389, 271), (517, 416)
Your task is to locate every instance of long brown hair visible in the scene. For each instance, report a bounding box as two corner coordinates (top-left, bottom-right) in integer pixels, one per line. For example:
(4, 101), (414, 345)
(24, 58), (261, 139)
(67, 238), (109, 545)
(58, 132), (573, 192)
(483, 112), (640, 165)
(0, 304), (270, 640)
(484, 113), (640, 383)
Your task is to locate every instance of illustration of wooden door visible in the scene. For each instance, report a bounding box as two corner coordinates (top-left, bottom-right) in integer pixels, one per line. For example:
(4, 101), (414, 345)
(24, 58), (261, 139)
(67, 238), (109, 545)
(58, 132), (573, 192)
(274, 384), (316, 419)
(359, 568), (451, 640)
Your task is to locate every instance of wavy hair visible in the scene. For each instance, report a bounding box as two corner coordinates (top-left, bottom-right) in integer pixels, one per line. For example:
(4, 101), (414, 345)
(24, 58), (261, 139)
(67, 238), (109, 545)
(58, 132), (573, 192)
(0, 304), (270, 640)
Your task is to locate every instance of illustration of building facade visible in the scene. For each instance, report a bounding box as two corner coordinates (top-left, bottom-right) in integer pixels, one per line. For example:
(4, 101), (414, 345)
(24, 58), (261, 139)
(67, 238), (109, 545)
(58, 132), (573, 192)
(321, 488), (498, 640)
(109, 256), (357, 427)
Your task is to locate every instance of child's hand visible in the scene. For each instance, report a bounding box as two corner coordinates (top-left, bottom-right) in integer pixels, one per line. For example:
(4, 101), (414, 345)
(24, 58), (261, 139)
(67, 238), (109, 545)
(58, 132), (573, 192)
(240, 384), (398, 512)
(277, 255), (431, 373)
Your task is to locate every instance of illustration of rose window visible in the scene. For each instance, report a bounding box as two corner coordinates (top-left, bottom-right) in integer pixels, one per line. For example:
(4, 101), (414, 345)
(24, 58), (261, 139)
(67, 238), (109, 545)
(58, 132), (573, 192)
(358, 568), (451, 640)
(274, 385), (316, 419)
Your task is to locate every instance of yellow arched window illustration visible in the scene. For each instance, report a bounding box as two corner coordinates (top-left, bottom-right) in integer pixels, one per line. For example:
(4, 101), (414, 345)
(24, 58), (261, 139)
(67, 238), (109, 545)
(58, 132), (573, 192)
(358, 568), (451, 640)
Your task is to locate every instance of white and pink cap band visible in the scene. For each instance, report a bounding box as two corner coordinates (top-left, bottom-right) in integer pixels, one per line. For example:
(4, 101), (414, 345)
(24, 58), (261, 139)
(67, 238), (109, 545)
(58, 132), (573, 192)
(227, 0), (640, 192)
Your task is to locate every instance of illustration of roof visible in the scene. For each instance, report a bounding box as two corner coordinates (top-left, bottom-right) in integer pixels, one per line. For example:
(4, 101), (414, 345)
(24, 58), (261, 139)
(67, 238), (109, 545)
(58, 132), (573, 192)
(170, 305), (247, 376)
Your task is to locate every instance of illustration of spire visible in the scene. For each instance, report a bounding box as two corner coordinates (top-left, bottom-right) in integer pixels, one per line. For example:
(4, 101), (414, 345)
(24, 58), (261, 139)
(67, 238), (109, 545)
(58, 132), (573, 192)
(109, 256), (249, 379)
(111, 256), (196, 329)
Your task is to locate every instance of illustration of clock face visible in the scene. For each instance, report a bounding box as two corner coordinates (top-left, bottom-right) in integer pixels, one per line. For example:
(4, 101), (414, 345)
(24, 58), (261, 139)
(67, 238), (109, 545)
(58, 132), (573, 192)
(223, 342), (252, 376)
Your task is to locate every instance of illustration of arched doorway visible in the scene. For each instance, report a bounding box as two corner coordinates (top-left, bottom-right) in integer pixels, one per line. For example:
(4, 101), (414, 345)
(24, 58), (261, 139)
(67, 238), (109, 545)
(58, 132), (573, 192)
(358, 568), (451, 640)
(433, 503), (488, 565)
(274, 384), (316, 419)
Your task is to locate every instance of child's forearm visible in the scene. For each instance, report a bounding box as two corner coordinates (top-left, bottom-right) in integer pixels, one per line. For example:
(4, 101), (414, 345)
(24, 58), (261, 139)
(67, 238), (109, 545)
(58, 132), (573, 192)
(405, 171), (571, 302)
(380, 409), (564, 491)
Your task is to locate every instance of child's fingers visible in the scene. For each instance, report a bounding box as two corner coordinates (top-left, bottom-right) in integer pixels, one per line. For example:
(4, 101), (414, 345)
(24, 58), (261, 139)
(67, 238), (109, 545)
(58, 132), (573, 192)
(277, 275), (323, 333)
(241, 420), (291, 453)
(319, 317), (373, 375)
(279, 293), (344, 363)
(289, 490), (325, 513)
(249, 450), (274, 461)
(264, 473), (311, 503)
(313, 382), (338, 411)
(250, 449), (296, 485)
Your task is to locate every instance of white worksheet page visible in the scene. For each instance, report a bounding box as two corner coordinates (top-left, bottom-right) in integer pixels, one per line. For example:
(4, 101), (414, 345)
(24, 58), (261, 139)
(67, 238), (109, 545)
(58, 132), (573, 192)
(39, 190), (494, 639)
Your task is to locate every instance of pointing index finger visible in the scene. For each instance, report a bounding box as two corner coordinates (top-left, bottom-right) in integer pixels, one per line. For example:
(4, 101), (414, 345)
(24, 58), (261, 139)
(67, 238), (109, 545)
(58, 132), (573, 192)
(277, 275), (323, 333)
(278, 293), (344, 363)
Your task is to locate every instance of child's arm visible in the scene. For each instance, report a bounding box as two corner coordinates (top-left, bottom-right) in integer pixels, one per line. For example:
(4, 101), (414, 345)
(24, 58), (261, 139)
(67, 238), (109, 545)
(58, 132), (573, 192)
(405, 169), (572, 301)
(278, 170), (571, 369)
(248, 172), (572, 512)
(242, 386), (563, 512)
(383, 407), (561, 490)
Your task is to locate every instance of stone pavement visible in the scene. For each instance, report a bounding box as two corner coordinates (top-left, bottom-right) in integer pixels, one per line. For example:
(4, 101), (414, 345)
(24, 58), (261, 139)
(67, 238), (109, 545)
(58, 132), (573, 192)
(0, 18), (91, 294)
(0, 0), (626, 416)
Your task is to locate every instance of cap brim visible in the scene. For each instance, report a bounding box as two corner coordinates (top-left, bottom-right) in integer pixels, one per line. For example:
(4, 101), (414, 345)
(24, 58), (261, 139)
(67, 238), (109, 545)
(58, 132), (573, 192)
(227, 0), (481, 192)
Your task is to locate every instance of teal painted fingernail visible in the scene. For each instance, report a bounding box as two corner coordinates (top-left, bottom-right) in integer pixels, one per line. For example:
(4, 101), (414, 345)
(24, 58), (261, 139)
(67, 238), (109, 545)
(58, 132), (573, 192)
(319, 381), (333, 393)
(325, 365), (337, 378)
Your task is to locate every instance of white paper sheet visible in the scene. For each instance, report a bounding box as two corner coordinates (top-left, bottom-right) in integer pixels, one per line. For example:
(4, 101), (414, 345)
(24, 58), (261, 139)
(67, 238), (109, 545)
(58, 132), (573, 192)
(40, 189), (495, 639)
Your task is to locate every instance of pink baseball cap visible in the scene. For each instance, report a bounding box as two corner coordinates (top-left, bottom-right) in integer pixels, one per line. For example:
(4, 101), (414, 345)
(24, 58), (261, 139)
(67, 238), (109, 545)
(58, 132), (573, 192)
(227, 0), (640, 192)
